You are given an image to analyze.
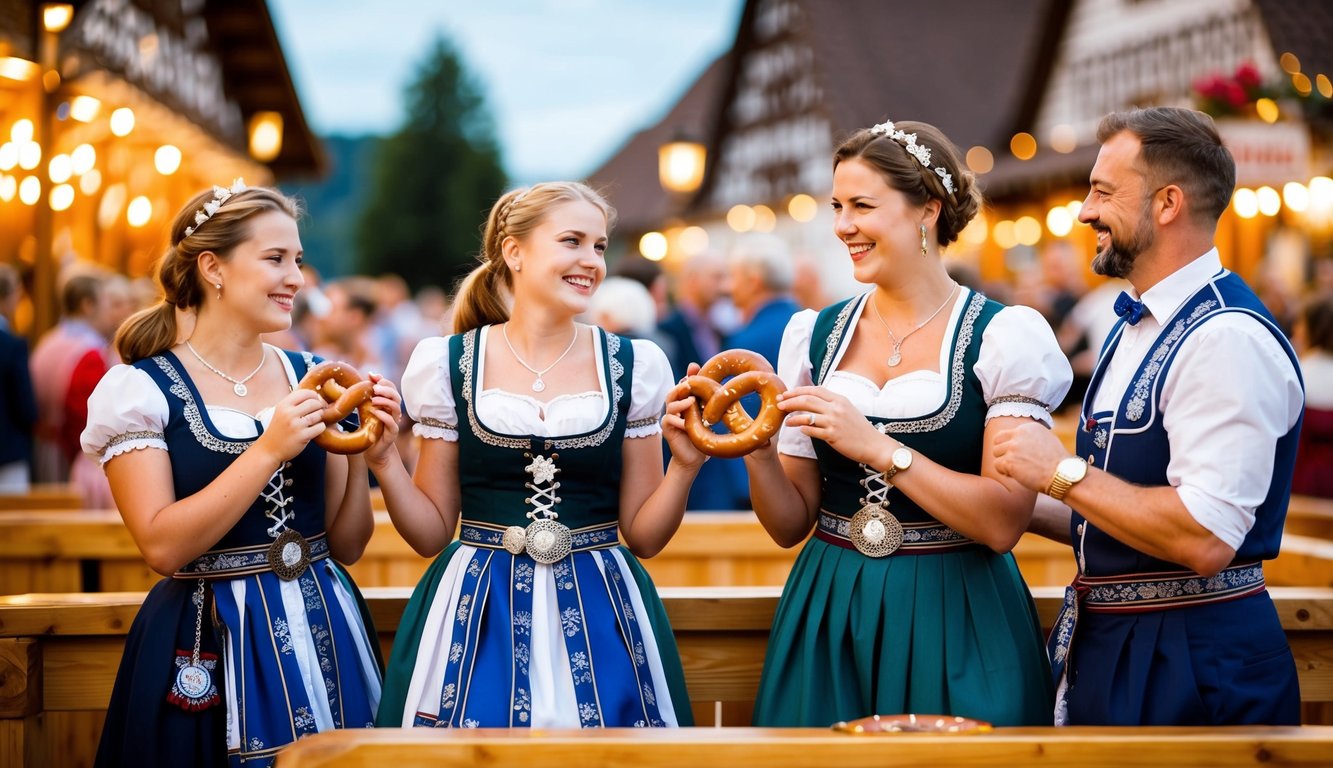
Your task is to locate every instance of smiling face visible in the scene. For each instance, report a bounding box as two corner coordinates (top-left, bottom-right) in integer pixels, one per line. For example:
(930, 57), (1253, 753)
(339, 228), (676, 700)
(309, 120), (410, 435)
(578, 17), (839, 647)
(831, 158), (930, 284)
(208, 210), (304, 333)
(1080, 132), (1158, 280)
(506, 199), (608, 317)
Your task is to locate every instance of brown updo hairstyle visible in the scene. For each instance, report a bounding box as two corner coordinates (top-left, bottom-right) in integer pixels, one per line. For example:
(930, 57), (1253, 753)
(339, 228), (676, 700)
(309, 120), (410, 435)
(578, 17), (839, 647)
(452, 181), (616, 335)
(114, 185), (302, 363)
(834, 120), (982, 248)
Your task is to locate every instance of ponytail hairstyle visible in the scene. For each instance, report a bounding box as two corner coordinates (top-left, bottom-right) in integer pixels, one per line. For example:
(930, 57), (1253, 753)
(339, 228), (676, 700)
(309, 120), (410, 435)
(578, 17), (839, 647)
(452, 181), (615, 334)
(834, 120), (981, 248)
(115, 184), (301, 363)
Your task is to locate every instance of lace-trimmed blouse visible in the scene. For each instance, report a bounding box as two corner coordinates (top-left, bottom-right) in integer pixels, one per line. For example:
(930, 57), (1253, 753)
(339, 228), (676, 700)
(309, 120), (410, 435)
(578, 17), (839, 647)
(80, 343), (299, 463)
(402, 326), (672, 441)
(777, 291), (1072, 459)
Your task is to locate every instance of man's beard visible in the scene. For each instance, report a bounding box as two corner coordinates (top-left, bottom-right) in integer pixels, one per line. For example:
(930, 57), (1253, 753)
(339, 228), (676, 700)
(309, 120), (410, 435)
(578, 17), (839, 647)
(1091, 201), (1155, 278)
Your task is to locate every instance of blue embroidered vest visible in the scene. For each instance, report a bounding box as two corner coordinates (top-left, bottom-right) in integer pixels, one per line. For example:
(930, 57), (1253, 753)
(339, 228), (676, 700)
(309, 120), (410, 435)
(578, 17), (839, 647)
(1073, 270), (1303, 575)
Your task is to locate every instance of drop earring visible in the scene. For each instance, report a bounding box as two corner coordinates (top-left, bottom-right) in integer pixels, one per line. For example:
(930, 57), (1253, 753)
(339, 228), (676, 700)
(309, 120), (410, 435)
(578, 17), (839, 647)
(215, 282), (223, 299)
(920, 225), (928, 257)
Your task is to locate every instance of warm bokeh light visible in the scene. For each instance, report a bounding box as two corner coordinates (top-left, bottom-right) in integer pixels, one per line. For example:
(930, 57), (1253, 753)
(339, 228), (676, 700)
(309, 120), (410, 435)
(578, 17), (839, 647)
(42, 3), (73, 32)
(18, 176), (41, 205)
(1232, 188), (1259, 219)
(1046, 205), (1074, 237)
(110, 107), (135, 137)
(679, 226), (709, 255)
(960, 214), (987, 246)
(1293, 72), (1312, 96)
(11, 119), (33, 144)
(98, 184), (127, 228)
(657, 138), (706, 194)
(154, 144), (182, 175)
(727, 204), (756, 232)
(1318, 74), (1333, 99)
(49, 183), (74, 211)
(1015, 215), (1042, 246)
(965, 146), (994, 174)
(1308, 176), (1333, 212)
(1280, 52), (1301, 74)
(0, 143), (15, 171)
(1066, 199), (1083, 220)
(1255, 98), (1279, 124)
(18, 142), (41, 170)
(638, 231), (668, 261)
(1049, 124), (1077, 154)
(1282, 182), (1309, 212)
(0, 57), (40, 82)
(127, 196), (153, 227)
(1256, 186), (1281, 217)
(69, 96), (101, 123)
(80, 168), (101, 196)
(0, 175), (14, 202)
(993, 220), (1018, 249)
(1010, 133), (1037, 161)
(752, 204), (776, 232)
(788, 193), (818, 222)
(248, 111), (285, 163)
(70, 144), (95, 175)
(48, 153), (72, 183)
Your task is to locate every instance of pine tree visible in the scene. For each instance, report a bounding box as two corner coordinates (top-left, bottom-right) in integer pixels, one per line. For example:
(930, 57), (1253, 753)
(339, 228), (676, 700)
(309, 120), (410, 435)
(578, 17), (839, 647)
(355, 36), (506, 291)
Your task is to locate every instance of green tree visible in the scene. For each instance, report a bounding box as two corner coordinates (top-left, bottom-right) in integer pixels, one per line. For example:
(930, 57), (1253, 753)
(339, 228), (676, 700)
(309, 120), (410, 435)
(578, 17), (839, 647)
(355, 36), (506, 291)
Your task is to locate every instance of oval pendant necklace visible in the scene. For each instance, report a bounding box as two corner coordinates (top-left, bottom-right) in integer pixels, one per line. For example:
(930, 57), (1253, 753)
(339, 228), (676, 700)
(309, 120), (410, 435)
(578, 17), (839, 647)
(501, 323), (579, 393)
(870, 283), (958, 367)
(184, 341), (267, 396)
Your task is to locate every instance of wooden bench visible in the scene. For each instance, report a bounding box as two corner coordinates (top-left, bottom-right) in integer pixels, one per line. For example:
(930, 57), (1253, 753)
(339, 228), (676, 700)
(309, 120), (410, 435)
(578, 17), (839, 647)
(272, 725), (1333, 768)
(1287, 495), (1333, 540)
(0, 484), (83, 511)
(2, 587), (1332, 767)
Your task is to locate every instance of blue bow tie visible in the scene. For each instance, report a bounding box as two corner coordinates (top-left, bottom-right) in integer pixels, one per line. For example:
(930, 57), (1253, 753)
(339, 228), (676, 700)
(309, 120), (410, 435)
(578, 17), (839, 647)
(1114, 291), (1146, 326)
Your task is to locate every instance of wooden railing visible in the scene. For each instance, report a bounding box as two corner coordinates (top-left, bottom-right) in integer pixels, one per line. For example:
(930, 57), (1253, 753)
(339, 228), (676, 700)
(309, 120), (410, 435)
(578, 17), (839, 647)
(2, 587), (1332, 767)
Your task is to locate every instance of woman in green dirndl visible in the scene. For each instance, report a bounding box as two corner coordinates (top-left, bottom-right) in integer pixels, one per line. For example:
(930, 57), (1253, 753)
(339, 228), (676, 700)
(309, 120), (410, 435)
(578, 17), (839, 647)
(370, 182), (702, 728)
(745, 120), (1072, 727)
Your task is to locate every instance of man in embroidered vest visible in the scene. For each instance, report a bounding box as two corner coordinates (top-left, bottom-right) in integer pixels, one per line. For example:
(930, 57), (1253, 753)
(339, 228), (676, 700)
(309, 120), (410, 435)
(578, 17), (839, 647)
(993, 106), (1304, 726)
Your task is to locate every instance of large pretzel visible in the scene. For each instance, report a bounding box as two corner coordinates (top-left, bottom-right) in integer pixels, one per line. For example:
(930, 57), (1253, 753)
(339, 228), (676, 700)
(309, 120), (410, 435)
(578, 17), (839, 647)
(298, 361), (384, 455)
(673, 349), (786, 459)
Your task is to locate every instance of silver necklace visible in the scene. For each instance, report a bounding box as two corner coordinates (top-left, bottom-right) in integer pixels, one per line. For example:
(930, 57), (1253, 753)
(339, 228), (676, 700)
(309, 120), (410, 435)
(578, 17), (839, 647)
(501, 323), (579, 393)
(184, 340), (267, 396)
(870, 282), (958, 367)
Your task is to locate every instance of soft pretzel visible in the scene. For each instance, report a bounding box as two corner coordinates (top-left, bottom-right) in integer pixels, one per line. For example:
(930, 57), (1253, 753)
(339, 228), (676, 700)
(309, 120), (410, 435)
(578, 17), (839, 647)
(298, 361), (384, 455)
(673, 349), (786, 459)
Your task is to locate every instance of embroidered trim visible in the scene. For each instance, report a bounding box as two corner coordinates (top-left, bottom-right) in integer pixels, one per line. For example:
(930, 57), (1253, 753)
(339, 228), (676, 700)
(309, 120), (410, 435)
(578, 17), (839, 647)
(816, 299), (859, 386)
(626, 416), (659, 432)
(1082, 563), (1265, 610)
(101, 429), (165, 459)
(817, 509), (973, 548)
(1093, 427), (1108, 449)
(459, 520), (619, 552)
(873, 292), (984, 435)
(546, 332), (624, 451)
(988, 394), (1051, 411)
(417, 416), (458, 431)
(1126, 299), (1217, 421)
(152, 356), (251, 454)
(174, 533), (329, 579)
(461, 330), (531, 450)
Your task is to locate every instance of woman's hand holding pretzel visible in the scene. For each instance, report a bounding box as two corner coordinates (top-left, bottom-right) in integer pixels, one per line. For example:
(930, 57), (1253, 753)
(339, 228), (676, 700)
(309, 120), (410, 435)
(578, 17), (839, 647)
(777, 385), (891, 468)
(361, 372), (403, 469)
(661, 363), (709, 471)
(257, 388), (329, 464)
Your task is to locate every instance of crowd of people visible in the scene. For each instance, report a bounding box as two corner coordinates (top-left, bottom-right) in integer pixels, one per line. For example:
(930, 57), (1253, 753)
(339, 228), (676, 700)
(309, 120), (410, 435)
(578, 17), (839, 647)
(0, 105), (1331, 766)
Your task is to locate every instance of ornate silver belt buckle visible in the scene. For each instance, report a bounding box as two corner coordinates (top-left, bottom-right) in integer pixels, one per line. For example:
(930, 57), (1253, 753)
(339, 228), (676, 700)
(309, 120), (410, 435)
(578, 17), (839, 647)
(524, 519), (572, 564)
(269, 528), (311, 580)
(502, 525), (528, 555)
(849, 503), (903, 558)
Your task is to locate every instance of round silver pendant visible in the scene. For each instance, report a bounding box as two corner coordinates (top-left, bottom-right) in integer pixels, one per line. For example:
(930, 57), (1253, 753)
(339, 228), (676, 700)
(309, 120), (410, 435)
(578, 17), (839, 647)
(502, 525), (528, 555)
(524, 518), (572, 564)
(886, 352), (902, 368)
(531, 377), (546, 393)
(234, 382), (248, 396)
(268, 528), (310, 580)
(849, 503), (903, 557)
(175, 662), (211, 699)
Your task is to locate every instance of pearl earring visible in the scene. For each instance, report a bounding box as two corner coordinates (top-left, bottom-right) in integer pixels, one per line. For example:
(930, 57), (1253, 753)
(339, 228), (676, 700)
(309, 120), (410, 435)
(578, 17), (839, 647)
(920, 225), (928, 258)
(215, 282), (223, 299)
(513, 262), (521, 273)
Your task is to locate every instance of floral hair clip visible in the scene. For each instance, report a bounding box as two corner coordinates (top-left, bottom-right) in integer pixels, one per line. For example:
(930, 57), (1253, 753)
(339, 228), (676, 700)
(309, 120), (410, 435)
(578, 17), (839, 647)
(868, 121), (956, 195)
(183, 178), (247, 238)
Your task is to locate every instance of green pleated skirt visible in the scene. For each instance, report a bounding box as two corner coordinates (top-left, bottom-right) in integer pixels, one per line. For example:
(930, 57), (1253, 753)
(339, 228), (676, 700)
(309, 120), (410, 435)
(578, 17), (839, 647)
(752, 537), (1054, 727)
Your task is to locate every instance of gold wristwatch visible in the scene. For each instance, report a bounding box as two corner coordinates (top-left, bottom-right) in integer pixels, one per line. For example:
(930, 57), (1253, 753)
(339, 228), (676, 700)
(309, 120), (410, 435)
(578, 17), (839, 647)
(1046, 457), (1088, 501)
(884, 445), (913, 481)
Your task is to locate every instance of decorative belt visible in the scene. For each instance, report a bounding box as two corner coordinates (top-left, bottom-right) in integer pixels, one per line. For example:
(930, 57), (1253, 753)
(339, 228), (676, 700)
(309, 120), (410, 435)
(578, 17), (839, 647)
(459, 519), (620, 563)
(815, 509), (977, 557)
(1047, 561), (1265, 725)
(174, 532), (329, 580)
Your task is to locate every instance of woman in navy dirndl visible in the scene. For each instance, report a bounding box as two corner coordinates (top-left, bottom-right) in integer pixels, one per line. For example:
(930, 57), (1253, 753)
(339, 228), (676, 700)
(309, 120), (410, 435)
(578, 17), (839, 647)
(82, 184), (393, 767)
(372, 182), (699, 728)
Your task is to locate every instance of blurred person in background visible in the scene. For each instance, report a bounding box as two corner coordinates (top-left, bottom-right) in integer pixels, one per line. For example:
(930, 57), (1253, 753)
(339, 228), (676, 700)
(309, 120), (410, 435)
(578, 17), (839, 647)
(586, 275), (661, 339)
(611, 253), (672, 324)
(0, 264), (36, 492)
(725, 234), (800, 370)
(1293, 292), (1333, 498)
(314, 276), (383, 373)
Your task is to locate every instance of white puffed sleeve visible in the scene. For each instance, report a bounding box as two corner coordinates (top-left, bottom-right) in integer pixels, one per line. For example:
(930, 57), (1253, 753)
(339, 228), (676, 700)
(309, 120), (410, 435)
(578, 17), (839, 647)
(402, 336), (459, 442)
(626, 338), (672, 438)
(776, 309), (819, 459)
(974, 305), (1073, 427)
(80, 364), (169, 464)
